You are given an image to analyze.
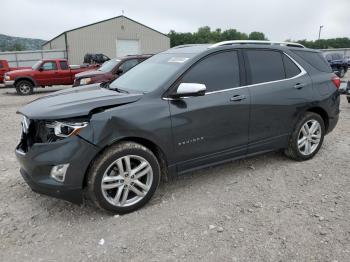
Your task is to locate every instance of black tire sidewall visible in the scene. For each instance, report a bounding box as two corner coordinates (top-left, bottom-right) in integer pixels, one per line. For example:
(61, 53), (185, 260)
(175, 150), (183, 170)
(15, 80), (34, 95)
(340, 67), (345, 78)
(290, 113), (325, 161)
(88, 143), (160, 214)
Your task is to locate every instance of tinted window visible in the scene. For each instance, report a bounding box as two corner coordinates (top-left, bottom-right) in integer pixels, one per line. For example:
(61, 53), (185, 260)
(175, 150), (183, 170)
(293, 50), (332, 73)
(246, 50), (285, 84)
(119, 59), (139, 74)
(180, 51), (240, 92)
(0, 63), (3, 69)
(283, 54), (301, 78)
(42, 62), (57, 71)
(110, 53), (196, 93)
(59, 61), (69, 70)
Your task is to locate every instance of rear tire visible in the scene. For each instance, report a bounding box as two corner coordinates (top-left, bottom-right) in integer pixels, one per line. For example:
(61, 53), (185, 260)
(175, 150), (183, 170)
(347, 97), (350, 103)
(87, 142), (161, 214)
(15, 80), (34, 95)
(284, 112), (325, 161)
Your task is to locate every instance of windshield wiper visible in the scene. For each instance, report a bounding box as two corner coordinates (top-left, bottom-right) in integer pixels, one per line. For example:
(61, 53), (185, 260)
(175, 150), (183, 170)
(100, 81), (129, 93)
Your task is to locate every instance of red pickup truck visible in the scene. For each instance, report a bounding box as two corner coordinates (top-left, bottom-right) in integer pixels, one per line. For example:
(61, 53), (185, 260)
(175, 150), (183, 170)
(4, 59), (97, 95)
(0, 60), (29, 84)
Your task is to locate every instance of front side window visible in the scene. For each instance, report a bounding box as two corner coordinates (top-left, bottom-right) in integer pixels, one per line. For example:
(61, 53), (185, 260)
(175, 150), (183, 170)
(119, 59), (139, 74)
(42, 62), (57, 71)
(246, 50), (285, 84)
(179, 51), (240, 92)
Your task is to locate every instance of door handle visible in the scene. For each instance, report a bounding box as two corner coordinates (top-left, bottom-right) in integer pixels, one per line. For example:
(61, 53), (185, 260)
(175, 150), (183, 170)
(294, 83), (306, 89)
(230, 94), (247, 102)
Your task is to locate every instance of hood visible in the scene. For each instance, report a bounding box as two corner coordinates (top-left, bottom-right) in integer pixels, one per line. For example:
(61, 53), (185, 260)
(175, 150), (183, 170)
(75, 70), (107, 79)
(8, 68), (34, 75)
(18, 84), (143, 120)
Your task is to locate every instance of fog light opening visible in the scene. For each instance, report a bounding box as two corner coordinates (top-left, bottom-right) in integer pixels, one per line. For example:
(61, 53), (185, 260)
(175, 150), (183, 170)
(50, 164), (70, 182)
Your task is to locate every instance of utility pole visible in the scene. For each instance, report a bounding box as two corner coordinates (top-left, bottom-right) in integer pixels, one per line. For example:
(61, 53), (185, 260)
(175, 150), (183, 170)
(318, 25), (324, 40)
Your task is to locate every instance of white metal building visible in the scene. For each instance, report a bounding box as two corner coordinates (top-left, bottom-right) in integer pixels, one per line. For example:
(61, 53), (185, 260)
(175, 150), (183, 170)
(42, 16), (170, 64)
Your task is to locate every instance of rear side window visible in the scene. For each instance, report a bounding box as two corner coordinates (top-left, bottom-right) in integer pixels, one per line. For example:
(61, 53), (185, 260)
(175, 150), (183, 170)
(292, 50), (331, 73)
(180, 51), (240, 92)
(246, 50), (285, 84)
(60, 61), (69, 70)
(119, 59), (139, 73)
(283, 54), (301, 78)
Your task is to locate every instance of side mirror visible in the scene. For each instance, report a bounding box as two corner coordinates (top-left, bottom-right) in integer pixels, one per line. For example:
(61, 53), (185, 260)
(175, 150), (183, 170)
(38, 67), (44, 72)
(116, 69), (123, 75)
(171, 83), (206, 98)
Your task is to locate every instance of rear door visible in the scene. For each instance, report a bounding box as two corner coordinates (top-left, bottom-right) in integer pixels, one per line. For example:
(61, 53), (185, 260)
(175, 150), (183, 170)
(244, 49), (313, 153)
(169, 50), (250, 172)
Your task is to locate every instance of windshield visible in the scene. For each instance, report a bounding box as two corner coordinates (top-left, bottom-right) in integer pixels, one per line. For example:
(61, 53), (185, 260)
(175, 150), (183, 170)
(109, 53), (194, 93)
(32, 60), (42, 70)
(98, 59), (120, 72)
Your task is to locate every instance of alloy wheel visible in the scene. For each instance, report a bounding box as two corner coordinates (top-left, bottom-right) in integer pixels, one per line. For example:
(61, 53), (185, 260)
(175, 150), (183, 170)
(19, 83), (31, 94)
(297, 119), (322, 156)
(101, 155), (153, 207)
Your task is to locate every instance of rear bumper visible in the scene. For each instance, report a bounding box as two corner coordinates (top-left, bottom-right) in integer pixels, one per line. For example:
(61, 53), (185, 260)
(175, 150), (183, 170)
(327, 113), (339, 134)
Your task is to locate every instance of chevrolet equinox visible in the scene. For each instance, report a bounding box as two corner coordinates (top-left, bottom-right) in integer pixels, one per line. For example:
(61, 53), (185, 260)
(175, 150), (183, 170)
(16, 41), (340, 214)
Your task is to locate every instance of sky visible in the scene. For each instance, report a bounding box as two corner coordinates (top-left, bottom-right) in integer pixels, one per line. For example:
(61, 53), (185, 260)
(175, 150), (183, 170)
(2, 0), (350, 41)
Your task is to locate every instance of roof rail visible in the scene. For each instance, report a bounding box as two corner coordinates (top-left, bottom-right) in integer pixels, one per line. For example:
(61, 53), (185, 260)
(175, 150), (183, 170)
(209, 40), (305, 49)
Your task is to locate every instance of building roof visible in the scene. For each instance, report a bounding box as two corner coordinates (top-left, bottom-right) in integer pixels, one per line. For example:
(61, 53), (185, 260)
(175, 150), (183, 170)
(42, 15), (169, 47)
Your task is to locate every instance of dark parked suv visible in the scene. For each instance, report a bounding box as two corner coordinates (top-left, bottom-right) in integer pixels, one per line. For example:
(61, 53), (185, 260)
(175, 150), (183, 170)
(16, 41), (340, 214)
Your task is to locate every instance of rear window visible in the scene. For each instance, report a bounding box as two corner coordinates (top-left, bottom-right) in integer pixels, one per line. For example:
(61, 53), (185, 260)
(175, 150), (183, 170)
(292, 50), (332, 73)
(60, 61), (69, 70)
(246, 50), (285, 84)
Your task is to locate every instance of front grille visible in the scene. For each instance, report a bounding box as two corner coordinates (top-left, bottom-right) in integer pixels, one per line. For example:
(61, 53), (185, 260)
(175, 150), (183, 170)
(18, 120), (58, 153)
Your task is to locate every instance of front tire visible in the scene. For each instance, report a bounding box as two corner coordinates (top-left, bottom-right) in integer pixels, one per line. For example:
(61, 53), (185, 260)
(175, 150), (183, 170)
(87, 142), (161, 214)
(15, 80), (34, 95)
(284, 112), (325, 161)
(339, 67), (346, 78)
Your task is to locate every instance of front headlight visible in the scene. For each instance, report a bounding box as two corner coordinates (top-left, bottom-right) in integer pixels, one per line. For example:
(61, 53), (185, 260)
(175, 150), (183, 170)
(80, 78), (92, 85)
(4, 75), (11, 81)
(46, 121), (88, 138)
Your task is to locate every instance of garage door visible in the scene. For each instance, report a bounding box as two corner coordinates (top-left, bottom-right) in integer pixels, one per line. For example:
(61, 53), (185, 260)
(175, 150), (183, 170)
(116, 39), (140, 57)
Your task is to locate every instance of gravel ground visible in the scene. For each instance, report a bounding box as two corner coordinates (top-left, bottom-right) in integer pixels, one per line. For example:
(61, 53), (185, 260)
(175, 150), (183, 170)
(0, 82), (349, 262)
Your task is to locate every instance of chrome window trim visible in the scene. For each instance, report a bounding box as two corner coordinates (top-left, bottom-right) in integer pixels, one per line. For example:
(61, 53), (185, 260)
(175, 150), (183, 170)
(163, 52), (307, 100)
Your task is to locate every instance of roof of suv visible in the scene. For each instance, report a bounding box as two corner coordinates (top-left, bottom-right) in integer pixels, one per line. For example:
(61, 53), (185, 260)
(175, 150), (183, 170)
(165, 41), (316, 54)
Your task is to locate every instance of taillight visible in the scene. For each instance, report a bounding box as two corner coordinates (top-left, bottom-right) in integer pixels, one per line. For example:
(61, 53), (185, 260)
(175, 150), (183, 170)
(331, 75), (341, 89)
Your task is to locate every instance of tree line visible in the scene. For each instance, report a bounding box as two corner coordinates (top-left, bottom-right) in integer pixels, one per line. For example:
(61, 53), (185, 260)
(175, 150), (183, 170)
(168, 26), (350, 49)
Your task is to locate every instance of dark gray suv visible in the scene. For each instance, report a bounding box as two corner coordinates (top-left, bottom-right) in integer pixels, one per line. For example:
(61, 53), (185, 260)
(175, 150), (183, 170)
(16, 41), (340, 213)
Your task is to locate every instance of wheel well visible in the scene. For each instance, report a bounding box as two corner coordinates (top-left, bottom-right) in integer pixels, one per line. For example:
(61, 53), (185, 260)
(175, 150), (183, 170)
(82, 137), (169, 188)
(307, 107), (329, 132)
(14, 78), (35, 87)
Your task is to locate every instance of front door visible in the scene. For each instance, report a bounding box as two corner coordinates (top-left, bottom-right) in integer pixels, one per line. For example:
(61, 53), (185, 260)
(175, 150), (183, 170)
(168, 50), (250, 172)
(35, 61), (60, 86)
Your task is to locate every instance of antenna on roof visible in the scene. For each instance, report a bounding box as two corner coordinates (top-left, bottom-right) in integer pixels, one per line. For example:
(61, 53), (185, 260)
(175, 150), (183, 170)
(122, 10), (125, 16)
